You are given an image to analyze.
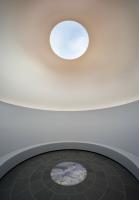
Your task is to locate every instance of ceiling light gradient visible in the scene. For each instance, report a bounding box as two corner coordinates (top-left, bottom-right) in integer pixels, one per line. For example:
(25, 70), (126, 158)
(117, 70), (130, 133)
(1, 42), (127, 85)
(0, 0), (139, 111)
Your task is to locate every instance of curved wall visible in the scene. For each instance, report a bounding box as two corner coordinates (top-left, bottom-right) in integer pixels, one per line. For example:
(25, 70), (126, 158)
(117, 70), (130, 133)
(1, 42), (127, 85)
(0, 0), (139, 110)
(0, 142), (139, 180)
(0, 101), (139, 179)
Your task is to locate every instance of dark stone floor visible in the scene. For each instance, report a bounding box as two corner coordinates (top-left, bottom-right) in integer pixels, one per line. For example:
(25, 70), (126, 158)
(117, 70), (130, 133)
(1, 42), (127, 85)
(0, 150), (139, 200)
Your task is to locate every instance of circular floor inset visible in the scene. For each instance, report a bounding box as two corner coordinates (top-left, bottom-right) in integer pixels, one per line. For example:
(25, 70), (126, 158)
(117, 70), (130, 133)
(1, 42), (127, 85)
(0, 150), (139, 200)
(50, 162), (87, 186)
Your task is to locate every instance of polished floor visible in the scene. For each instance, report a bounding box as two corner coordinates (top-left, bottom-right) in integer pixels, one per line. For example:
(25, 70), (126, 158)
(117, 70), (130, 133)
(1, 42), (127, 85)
(0, 150), (139, 200)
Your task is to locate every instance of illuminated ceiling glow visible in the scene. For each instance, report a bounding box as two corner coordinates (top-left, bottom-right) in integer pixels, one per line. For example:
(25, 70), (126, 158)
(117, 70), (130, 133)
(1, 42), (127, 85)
(0, 0), (139, 111)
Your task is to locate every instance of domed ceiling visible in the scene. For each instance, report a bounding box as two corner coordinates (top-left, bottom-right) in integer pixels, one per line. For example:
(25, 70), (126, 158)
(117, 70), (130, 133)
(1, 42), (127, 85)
(0, 0), (139, 111)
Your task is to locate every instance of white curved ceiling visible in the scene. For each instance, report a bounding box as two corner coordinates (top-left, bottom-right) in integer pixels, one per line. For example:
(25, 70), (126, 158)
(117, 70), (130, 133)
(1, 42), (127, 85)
(0, 0), (139, 111)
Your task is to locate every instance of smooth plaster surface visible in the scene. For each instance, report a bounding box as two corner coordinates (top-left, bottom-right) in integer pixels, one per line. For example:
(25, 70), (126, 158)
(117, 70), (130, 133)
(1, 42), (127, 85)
(0, 101), (139, 158)
(0, 0), (139, 181)
(0, 101), (139, 179)
(0, 0), (139, 110)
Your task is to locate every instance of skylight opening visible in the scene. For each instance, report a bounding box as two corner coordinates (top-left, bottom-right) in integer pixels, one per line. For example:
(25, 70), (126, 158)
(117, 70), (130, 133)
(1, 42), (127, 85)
(50, 20), (89, 60)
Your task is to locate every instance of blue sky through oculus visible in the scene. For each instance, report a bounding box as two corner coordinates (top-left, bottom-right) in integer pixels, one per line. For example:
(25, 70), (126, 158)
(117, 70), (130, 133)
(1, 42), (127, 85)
(50, 21), (89, 60)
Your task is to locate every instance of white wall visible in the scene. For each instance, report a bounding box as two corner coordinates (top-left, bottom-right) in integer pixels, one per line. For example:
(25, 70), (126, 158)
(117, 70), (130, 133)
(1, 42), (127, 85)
(0, 101), (139, 158)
